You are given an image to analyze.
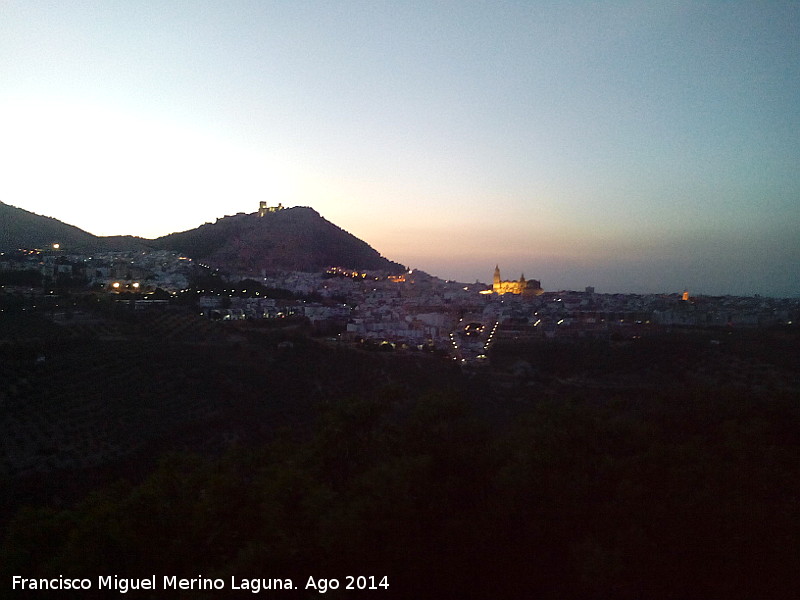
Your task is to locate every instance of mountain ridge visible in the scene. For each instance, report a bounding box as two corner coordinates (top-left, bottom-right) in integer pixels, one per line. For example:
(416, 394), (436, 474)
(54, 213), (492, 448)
(0, 201), (403, 273)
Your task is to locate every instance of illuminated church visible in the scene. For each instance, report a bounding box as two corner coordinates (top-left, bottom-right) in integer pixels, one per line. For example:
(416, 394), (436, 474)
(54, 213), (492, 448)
(492, 265), (543, 296)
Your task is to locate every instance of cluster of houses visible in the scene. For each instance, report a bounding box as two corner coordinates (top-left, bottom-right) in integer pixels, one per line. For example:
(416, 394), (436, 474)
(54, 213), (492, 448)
(194, 269), (800, 355)
(0, 248), (192, 293)
(3, 248), (797, 357)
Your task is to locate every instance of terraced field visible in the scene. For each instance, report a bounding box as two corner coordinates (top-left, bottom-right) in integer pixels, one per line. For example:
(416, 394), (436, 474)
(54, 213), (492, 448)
(0, 307), (464, 482)
(0, 308), (264, 477)
(2, 341), (219, 476)
(2, 308), (798, 598)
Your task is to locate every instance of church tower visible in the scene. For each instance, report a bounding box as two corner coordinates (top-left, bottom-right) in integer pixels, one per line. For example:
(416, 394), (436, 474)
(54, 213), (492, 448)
(492, 266), (543, 296)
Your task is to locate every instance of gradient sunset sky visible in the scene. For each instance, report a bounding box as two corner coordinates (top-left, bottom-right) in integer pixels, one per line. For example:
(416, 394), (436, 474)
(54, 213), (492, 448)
(2, 1), (798, 296)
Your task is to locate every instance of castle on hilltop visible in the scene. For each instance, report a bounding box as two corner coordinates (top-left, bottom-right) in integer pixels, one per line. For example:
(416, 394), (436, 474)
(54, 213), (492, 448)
(493, 265), (543, 296)
(258, 201), (284, 217)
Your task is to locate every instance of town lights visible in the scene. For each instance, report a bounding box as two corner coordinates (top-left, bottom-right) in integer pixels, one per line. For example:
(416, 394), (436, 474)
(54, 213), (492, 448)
(111, 281), (140, 290)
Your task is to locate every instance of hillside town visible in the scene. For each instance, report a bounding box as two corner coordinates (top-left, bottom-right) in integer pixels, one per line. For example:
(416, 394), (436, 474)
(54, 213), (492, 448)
(2, 246), (798, 367)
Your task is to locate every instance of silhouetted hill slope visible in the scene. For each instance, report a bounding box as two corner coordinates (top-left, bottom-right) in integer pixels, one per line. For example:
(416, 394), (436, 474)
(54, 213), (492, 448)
(96, 234), (155, 252)
(0, 202), (154, 253)
(2, 201), (402, 273)
(153, 206), (404, 273)
(0, 201), (101, 252)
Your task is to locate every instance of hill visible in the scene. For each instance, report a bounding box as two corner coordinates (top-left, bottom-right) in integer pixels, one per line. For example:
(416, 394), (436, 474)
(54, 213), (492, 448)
(0, 201), (403, 273)
(1, 312), (799, 598)
(0, 202), (155, 253)
(151, 206), (403, 273)
(0, 201), (105, 252)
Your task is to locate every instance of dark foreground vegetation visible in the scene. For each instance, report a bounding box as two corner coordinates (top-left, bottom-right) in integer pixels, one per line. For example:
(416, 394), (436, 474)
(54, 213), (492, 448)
(1, 311), (799, 599)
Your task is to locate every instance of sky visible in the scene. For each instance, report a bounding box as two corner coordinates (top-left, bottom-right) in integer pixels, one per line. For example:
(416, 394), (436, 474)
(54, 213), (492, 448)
(1, 1), (798, 297)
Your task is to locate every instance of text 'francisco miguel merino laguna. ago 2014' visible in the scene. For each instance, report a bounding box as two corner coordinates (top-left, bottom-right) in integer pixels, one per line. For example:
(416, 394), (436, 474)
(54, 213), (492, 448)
(12, 574), (391, 594)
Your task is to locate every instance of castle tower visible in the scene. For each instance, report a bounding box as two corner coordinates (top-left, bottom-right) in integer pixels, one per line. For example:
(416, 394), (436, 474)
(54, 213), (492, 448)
(258, 201), (268, 217)
(494, 265), (501, 285)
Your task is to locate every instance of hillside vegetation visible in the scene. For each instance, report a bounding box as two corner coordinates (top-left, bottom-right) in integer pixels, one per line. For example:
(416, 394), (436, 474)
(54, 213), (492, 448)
(152, 207), (403, 273)
(1, 309), (799, 599)
(0, 201), (103, 252)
